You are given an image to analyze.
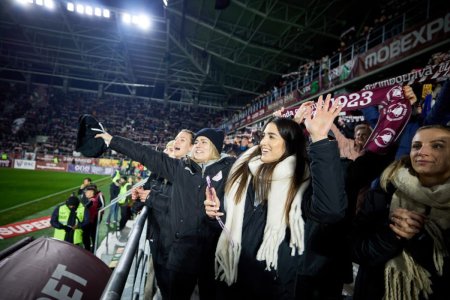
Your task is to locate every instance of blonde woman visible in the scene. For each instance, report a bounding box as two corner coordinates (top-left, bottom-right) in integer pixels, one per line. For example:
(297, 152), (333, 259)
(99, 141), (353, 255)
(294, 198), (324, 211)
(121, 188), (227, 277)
(96, 128), (235, 299)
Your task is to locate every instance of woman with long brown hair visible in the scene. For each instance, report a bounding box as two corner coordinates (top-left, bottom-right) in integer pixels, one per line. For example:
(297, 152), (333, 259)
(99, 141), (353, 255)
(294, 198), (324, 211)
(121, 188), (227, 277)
(205, 94), (348, 299)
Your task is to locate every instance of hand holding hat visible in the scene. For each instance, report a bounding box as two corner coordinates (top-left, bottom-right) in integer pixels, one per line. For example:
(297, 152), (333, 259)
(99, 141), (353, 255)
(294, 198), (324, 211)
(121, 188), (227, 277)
(95, 132), (113, 147)
(75, 114), (109, 158)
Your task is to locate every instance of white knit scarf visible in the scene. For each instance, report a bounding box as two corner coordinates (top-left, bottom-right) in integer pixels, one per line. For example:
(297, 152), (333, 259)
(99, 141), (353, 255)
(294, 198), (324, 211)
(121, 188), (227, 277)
(384, 167), (450, 300)
(215, 146), (310, 286)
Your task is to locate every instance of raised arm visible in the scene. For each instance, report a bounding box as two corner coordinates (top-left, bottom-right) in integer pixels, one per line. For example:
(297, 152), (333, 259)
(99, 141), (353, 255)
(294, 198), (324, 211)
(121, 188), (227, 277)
(303, 94), (347, 223)
(96, 133), (178, 182)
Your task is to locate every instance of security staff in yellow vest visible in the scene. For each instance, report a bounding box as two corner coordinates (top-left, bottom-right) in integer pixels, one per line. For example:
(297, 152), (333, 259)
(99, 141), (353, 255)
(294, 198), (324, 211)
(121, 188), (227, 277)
(50, 196), (89, 245)
(118, 176), (132, 231)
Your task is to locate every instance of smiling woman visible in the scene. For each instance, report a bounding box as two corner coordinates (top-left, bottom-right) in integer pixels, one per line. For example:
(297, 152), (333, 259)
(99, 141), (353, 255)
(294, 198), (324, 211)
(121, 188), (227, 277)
(205, 94), (348, 299)
(352, 125), (450, 300)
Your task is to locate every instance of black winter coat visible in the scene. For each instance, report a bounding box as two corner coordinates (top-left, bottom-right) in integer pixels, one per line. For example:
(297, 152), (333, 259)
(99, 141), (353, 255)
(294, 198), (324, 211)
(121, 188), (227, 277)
(217, 139), (348, 300)
(110, 136), (235, 274)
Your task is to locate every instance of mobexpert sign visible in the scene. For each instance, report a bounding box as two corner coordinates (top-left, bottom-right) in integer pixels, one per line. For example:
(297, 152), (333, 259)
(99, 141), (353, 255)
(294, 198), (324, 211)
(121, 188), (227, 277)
(360, 13), (450, 73)
(0, 216), (51, 239)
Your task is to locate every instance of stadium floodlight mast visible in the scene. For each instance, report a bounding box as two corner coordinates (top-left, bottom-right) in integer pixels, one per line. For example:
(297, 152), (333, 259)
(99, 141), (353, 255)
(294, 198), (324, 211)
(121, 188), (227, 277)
(15, 0), (147, 29)
(122, 13), (151, 30)
(85, 5), (93, 16)
(66, 2), (108, 18)
(15, 0), (34, 5)
(67, 2), (74, 11)
(16, 0), (54, 9)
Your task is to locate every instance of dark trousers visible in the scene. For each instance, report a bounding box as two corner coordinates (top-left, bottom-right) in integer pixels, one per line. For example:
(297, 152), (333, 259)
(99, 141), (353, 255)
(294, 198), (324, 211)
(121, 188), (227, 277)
(119, 205), (130, 230)
(154, 262), (170, 299)
(82, 221), (97, 252)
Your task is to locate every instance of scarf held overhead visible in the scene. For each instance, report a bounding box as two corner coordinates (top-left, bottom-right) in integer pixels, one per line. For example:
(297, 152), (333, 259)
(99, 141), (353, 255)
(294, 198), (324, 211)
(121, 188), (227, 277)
(215, 146), (310, 286)
(281, 85), (412, 154)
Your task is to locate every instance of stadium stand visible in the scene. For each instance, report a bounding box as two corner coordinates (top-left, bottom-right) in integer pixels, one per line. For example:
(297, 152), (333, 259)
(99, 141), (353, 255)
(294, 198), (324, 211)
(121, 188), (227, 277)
(0, 0), (449, 299)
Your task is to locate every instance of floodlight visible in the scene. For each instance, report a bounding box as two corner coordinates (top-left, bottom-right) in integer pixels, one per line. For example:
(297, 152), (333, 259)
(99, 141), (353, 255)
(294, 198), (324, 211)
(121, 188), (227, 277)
(36, 0), (43, 5)
(67, 2), (74, 11)
(94, 7), (101, 17)
(15, 0), (29, 5)
(163, 0), (168, 7)
(132, 15), (140, 25)
(122, 13), (131, 24)
(76, 4), (84, 14)
(44, 0), (54, 9)
(137, 15), (150, 30)
(85, 5), (93, 15)
(103, 9), (110, 18)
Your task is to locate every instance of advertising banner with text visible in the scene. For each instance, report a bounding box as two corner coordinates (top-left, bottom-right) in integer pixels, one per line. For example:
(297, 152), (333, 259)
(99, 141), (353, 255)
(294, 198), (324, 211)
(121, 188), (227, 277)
(35, 161), (67, 172)
(0, 216), (51, 240)
(13, 159), (36, 170)
(0, 160), (11, 168)
(357, 13), (450, 75)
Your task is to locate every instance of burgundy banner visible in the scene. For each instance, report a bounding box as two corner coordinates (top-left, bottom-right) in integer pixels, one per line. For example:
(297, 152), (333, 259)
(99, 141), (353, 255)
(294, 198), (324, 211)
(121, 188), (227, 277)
(281, 85), (411, 153)
(364, 60), (450, 90)
(35, 161), (67, 172)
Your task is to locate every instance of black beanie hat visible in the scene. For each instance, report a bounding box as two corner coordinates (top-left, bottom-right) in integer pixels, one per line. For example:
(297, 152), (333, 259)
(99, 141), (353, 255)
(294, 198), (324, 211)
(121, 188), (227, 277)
(194, 128), (224, 153)
(76, 114), (107, 158)
(66, 196), (80, 207)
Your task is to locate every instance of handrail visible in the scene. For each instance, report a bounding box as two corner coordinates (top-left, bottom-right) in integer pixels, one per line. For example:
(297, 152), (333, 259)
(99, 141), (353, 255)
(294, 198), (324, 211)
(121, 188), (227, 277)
(100, 205), (149, 300)
(94, 178), (148, 252)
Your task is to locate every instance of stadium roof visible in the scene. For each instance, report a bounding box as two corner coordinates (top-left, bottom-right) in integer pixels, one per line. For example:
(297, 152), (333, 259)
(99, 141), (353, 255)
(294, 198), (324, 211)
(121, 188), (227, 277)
(0, 0), (437, 109)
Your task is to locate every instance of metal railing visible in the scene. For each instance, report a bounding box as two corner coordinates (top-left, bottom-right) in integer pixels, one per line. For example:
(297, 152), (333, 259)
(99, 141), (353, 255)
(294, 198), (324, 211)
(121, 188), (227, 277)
(94, 178), (148, 252)
(100, 205), (151, 300)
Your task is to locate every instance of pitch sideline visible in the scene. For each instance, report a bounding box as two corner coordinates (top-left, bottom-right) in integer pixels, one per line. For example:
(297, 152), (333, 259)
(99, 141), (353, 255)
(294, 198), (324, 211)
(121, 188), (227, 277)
(0, 177), (110, 213)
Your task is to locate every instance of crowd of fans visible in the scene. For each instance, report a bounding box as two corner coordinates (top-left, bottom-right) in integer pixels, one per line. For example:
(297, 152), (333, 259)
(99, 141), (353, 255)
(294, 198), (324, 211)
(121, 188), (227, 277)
(221, 0), (442, 129)
(0, 84), (228, 159)
(2, 1), (449, 298)
(91, 76), (449, 299)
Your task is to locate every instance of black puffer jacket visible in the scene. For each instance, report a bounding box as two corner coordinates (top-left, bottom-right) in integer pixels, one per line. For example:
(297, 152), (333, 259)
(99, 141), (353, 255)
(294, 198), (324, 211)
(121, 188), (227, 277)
(110, 136), (235, 274)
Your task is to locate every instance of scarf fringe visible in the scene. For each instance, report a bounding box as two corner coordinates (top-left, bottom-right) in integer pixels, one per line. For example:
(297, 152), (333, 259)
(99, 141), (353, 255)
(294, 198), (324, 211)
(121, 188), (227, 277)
(289, 197), (306, 256)
(384, 251), (432, 300)
(256, 227), (286, 270)
(215, 236), (241, 286)
(425, 221), (448, 276)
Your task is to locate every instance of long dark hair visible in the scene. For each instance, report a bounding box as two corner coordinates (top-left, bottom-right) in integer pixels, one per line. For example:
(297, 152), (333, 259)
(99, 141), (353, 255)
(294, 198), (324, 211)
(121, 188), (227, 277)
(225, 117), (309, 223)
